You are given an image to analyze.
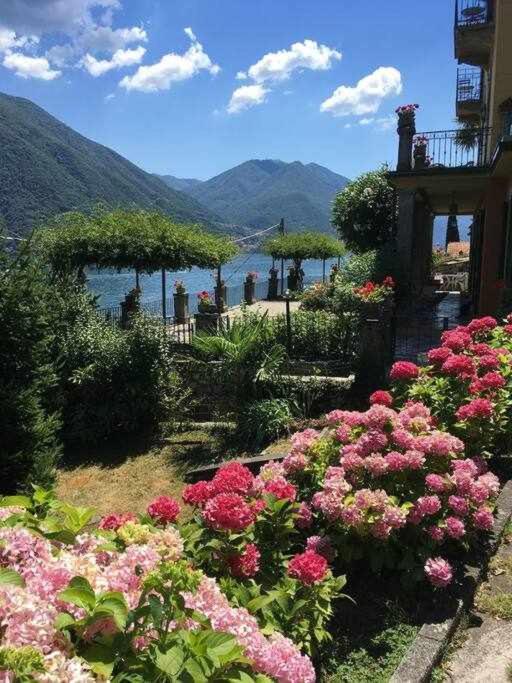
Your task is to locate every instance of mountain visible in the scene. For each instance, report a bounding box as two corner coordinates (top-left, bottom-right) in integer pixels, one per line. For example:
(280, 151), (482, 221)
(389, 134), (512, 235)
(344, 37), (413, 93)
(0, 92), (220, 236)
(157, 174), (203, 193)
(186, 159), (350, 232)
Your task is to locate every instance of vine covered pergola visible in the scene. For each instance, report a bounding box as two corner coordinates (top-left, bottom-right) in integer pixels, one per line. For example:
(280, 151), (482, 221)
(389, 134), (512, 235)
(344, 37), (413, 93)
(35, 209), (239, 317)
(262, 231), (345, 287)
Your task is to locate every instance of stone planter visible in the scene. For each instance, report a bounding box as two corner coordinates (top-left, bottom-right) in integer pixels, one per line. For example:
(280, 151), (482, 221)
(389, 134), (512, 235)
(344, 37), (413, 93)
(244, 278), (256, 305)
(397, 111), (416, 172)
(287, 270), (301, 292)
(214, 284), (227, 312)
(413, 144), (427, 169)
(195, 312), (220, 333)
(267, 270), (279, 300)
(197, 302), (218, 315)
(173, 292), (189, 323)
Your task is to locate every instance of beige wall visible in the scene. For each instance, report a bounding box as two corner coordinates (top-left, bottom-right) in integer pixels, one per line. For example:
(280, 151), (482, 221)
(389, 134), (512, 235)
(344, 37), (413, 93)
(489, 0), (512, 147)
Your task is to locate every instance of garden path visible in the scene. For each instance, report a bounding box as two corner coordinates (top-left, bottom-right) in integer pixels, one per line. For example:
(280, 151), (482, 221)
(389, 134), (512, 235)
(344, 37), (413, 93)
(228, 299), (301, 319)
(441, 532), (512, 681)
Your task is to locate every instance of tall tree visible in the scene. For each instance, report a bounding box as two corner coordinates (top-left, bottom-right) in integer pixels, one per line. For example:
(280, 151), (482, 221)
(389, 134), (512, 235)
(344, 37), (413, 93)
(332, 167), (397, 253)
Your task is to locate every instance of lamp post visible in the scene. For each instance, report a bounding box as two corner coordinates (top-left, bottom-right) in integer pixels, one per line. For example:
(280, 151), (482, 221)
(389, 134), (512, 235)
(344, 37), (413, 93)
(284, 288), (292, 354)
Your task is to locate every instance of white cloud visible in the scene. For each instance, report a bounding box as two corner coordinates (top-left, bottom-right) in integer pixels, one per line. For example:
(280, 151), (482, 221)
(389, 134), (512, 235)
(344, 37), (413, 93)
(375, 115), (395, 131)
(320, 66), (402, 117)
(0, 28), (37, 53)
(359, 117), (374, 125)
(2, 51), (61, 80)
(82, 45), (145, 76)
(344, 123), (352, 129)
(0, 1), (120, 36)
(119, 28), (219, 93)
(236, 70), (247, 80)
(227, 84), (269, 114)
(78, 25), (146, 54)
(104, 92), (115, 101)
(246, 39), (341, 84)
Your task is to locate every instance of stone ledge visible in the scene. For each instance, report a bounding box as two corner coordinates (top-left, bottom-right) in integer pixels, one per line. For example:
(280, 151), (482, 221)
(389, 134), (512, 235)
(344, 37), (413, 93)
(390, 479), (512, 683)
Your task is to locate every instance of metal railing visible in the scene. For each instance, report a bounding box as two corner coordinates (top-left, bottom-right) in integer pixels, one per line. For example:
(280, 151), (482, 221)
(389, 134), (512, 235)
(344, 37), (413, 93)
(455, 0), (492, 27)
(456, 67), (482, 104)
(413, 127), (492, 168)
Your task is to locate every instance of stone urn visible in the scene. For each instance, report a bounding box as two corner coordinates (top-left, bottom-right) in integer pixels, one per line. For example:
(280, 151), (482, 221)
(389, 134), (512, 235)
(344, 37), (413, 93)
(120, 287), (141, 328)
(267, 267), (279, 300)
(287, 267), (303, 292)
(396, 105), (418, 171)
(173, 291), (189, 323)
(214, 281), (227, 312)
(413, 142), (428, 170)
(244, 273), (257, 305)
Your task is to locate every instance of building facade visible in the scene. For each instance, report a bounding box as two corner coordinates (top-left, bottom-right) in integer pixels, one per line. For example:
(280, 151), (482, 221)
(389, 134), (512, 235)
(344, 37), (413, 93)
(389, 0), (512, 315)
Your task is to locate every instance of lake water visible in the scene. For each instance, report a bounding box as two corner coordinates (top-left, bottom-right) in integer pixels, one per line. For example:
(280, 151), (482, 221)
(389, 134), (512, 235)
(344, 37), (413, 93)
(87, 252), (341, 309)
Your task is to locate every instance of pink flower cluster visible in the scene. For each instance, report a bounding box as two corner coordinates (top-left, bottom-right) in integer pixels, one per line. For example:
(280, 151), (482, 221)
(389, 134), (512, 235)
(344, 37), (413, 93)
(147, 496), (180, 524)
(227, 544), (261, 578)
(183, 577), (315, 683)
(288, 551), (328, 585)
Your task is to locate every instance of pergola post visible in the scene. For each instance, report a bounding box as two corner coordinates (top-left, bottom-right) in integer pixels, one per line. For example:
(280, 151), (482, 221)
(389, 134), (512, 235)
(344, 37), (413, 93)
(322, 258), (326, 283)
(161, 268), (167, 323)
(279, 217), (285, 296)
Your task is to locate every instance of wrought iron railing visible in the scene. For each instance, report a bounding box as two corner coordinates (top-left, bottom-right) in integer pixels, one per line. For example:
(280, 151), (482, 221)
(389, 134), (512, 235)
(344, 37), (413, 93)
(456, 67), (482, 104)
(413, 127), (492, 169)
(455, 0), (492, 27)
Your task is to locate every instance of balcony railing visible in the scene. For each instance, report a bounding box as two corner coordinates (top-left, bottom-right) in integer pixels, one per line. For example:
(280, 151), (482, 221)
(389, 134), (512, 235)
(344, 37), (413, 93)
(456, 67), (482, 104)
(455, 0), (492, 27)
(412, 128), (492, 169)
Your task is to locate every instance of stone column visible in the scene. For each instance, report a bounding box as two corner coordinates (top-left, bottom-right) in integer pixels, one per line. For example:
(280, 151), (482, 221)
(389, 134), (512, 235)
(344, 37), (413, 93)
(396, 112), (416, 171)
(396, 189), (416, 286)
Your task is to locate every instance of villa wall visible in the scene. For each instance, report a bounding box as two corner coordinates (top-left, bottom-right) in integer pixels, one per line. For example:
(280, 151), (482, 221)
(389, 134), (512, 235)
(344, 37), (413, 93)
(489, 0), (512, 144)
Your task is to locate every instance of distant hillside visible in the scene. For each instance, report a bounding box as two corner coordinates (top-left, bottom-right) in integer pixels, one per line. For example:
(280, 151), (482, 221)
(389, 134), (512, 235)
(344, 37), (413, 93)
(186, 159), (350, 232)
(157, 174), (203, 193)
(0, 92), (220, 235)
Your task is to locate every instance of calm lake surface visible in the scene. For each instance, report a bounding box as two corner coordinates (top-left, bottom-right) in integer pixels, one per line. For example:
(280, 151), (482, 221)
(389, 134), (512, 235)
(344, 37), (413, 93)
(87, 252), (341, 308)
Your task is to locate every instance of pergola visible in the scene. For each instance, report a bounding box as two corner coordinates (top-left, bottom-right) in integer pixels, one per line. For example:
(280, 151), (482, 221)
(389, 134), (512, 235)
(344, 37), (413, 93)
(262, 231), (345, 288)
(36, 209), (239, 318)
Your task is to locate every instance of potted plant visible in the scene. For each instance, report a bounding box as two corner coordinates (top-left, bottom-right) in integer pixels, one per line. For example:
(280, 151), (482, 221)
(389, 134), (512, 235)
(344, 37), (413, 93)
(197, 290), (217, 314)
(413, 134), (429, 169)
(244, 271), (258, 305)
(395, 103), (419, 125)
(173, 280), (189, 323)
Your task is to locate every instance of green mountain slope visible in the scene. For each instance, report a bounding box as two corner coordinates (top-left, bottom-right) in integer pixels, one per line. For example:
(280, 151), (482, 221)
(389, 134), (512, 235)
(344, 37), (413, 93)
(157, 174), (203, 193)
(187, 159), (349, 232)
(0, 92), (220, 235)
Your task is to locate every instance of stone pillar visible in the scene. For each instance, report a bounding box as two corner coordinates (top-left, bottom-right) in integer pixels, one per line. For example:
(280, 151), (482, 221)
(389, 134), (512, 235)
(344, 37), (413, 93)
(396, 189), (416, 286)
(173, 292), (189, 324)
(396, 112), (416, 171)
(244, 277), (256, 305)
(478, 179), (508, 314)
(267, 268), (279, 300)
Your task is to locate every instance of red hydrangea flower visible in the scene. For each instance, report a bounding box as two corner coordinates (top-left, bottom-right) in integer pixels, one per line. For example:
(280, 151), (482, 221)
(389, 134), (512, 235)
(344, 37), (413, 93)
(182, 481), (214, 507)
(441, 329), (472, 352)
(383, 276), (395, 288)
(288, 551), (328, 585)
(203, 493), (256, 532)
(441, 354), (475, 379)
(427, 347), (452, 366)
(264, 479), (297, 501)
(466, 317), (497, 336)
(504, 324), (512, 335)
(478, 354), (500, 370)
(389, 361), (419, 382)
(227, 543), (261, 578)
(211, 462), (254, 496)
(369, 390), (393, 407)
(479, 372), (506, 390)
(99, 513), (136, 531)
(456, 398), (493, 421)
(147, 496), (180, 524)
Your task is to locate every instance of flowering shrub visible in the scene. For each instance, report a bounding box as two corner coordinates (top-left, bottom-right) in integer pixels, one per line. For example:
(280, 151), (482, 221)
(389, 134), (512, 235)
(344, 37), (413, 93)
(278, 402), (499, 588)
(390, 316), (512, 456)
(0, 490), (314, 682)
(396, 103), (419, 115)
(353, 276), (394, 304)
(197, 290), (213, 306)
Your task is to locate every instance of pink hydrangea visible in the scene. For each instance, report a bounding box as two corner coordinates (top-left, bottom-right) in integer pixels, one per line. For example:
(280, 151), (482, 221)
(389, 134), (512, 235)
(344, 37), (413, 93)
(425, 557), (453, 588)
(182, 480), (214, 507)
(264, 478), (297, 501)
(389, 361), (420, 382)
(427, 525), (445, 543)
(415, 495), (441, 517)
(98, 512), (136, 531)
(369, 390), (393, 407)
(288, 551), (328, 585)
(296, 502), (313, 529)
(466, 317), (497, 336)
(441, 329), (472, 352)
(306, 535), (335, 561)
(445, 516), (465, 539)
(441, 354), (476, 379)
(448, 495), (470, 516)
(456, 398), (493, 421)
(211, 462), (254, 496)
(227, 544), (261, 578)
(473, 507), (494, 530)
(147, 496), (180, 525)
(203, 493), (256, 532)
(427, 346), (452, 366)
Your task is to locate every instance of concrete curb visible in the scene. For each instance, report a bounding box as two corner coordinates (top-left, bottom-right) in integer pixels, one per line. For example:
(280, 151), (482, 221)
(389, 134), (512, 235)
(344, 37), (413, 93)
(390, 479), (512, 683)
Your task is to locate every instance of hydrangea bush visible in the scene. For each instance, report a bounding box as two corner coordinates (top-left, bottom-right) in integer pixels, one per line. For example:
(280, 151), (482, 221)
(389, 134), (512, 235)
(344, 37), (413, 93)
(0, 490), (314, 682)
(389, 315), (512, 457)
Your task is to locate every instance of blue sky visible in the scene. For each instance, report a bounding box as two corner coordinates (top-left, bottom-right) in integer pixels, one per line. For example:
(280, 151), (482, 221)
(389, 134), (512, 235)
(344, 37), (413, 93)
(0, 0), (459, 183)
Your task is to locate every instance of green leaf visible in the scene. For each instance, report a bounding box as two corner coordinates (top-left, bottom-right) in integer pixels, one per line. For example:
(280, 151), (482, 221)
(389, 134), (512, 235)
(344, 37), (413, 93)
(0, 495), (31, 508)
(58, 587), (96, 611)
(0, 568), (25, 587)
(154, 646), (185, 677)
(246, 594), (277, 613)
(55, 612), (76, 630)
(95, 595), (128, 630)
(81, 643), (116, 678)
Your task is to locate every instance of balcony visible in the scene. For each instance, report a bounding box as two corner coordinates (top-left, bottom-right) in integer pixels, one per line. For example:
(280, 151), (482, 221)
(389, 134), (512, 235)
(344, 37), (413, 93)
(456, 67), (483, 119)
(412, 128), (492, 170)
(454, 0), (494, 67)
